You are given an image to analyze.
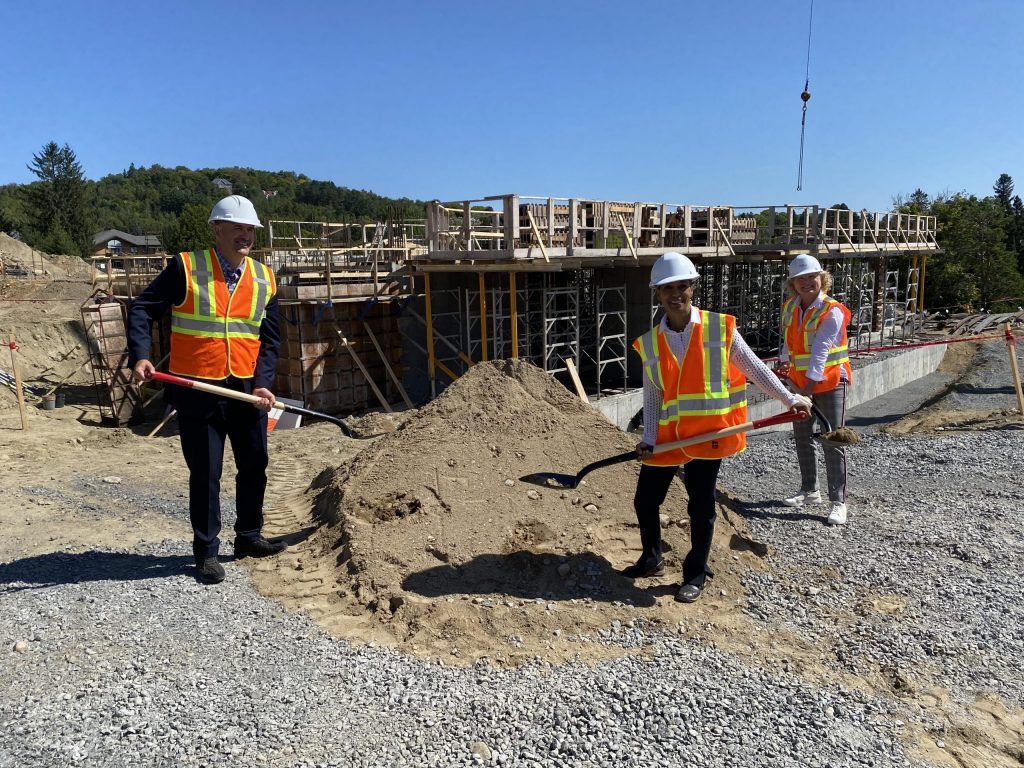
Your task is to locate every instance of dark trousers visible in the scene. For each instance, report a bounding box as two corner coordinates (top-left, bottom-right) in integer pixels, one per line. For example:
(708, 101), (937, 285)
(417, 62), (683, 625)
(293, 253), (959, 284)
(175, 384), (269, 560)
(633, 458), (722, 587)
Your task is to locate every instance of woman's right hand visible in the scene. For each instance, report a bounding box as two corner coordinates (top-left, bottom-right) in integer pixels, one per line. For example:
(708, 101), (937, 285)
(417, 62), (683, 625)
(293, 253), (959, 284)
(635, 441), (653, 460)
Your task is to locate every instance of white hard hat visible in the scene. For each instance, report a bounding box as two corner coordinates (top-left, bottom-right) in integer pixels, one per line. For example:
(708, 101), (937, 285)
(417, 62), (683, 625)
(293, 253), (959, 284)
(788, 253), (823, 280)
(208, 195), (263, 228)
(650, 251), (699, 288)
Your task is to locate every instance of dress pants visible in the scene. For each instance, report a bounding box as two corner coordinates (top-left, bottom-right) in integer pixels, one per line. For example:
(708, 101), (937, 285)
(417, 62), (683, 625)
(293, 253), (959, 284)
(633, 458), (723, 587)
(175, 383), (269, 560)
(792, 381), (848, 503)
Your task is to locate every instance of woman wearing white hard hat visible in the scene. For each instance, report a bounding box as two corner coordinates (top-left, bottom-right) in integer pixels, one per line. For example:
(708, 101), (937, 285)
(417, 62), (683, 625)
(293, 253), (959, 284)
(630, 252), (812, 603)
(777, 254), (853, 526)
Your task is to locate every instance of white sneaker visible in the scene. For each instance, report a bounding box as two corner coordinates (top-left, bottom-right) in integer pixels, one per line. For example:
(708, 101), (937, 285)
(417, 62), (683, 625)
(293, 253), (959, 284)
(783, 489), (822, 507)
(826, 502), (847, 526)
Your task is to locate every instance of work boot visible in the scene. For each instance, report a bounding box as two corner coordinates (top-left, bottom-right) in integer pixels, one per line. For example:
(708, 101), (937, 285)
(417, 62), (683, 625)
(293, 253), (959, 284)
(675, 583), (703, 603)
(826, 503), (847, 526)
(783, 489), (822, 507)
(619, 557), (666, 579)
(196, 557), (225, 584)
(234, 536), (287, 559)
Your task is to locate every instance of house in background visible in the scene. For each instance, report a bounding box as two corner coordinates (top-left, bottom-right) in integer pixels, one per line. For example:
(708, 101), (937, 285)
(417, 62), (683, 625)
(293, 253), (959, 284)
(92, 229), (164, 257)
(212, 177), (233, 193)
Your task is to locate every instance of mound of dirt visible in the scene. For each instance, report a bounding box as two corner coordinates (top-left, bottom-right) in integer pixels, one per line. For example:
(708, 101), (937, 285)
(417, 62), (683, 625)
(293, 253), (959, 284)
(0, 232), (93, 282)
(251, 359), (773, 665)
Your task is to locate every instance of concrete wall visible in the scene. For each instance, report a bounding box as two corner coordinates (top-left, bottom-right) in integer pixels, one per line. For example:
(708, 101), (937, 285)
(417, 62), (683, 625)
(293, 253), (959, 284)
(592, 343), (949, 433)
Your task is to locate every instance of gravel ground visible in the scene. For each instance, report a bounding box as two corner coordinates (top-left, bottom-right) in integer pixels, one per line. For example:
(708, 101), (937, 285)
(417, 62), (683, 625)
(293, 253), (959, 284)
(2, 342), (1022, 767)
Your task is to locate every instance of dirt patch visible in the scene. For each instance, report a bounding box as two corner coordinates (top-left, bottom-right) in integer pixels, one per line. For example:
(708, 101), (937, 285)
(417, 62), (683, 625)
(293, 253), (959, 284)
(883, 341), (1024, 435)
(250, 359), (773, 665)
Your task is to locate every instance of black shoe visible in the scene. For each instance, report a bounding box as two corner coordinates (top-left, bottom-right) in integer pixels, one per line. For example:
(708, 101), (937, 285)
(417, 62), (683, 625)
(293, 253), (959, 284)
(234, 536), (286, 559)
(196, 557), (225, 584)
(619, 558), (666, 579)
(675, 583), (702, 603)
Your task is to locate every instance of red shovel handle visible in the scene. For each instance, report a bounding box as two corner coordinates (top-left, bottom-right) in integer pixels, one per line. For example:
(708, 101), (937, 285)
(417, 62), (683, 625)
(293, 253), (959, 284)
(751, 409), (808, 429)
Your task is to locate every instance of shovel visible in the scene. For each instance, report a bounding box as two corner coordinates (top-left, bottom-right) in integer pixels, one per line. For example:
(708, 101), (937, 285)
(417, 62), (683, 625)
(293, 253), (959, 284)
(147, 371), (359, 438)
(520, 409), (814, 490)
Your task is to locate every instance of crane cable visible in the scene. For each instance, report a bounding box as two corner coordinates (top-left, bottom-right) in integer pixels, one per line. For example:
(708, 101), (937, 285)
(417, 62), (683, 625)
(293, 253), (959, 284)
(797, 0), (814, 191)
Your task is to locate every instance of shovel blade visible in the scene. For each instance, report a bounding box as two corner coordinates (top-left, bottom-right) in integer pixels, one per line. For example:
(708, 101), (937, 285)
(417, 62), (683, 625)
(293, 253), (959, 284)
(518, 472), (580, 490)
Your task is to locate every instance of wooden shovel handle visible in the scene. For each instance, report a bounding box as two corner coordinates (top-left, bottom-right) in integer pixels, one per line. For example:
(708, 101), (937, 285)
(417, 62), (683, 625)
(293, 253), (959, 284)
(149, 371), (268, 407)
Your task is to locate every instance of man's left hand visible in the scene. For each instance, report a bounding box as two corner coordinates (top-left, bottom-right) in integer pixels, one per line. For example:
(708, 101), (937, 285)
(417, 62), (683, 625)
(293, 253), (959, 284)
(252, 387), (275, 412)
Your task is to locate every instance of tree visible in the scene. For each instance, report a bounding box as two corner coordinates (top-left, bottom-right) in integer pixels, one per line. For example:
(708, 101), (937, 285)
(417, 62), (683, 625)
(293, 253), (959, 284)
(932, 194), (1024, 311)
(25, 141), (91, 256)
(165, 203), (215, 254)
(1011, 195), (1024, 274)
(993, 173), (1014, 213)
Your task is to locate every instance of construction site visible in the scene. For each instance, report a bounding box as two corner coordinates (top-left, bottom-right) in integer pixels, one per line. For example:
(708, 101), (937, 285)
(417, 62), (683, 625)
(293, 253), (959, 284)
(2, 195), (1024, 767)
(77, 195), (950, 429)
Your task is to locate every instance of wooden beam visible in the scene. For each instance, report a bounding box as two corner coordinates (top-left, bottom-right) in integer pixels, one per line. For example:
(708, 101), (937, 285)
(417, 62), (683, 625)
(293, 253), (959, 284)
(1006, 322), (1024, 415)
(8, 334), (28, 431)
(564, 358), (589, 403)
(526, 210), (550, 263)
(147, 407), (176, 437)
(362, 321), (414, 408)
(337, 331), (392, 412)
(616, 213), (638, 260)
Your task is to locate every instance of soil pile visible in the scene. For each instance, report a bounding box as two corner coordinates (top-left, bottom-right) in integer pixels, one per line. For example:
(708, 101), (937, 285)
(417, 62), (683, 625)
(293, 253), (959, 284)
(0, 232), (94, 282)
(0, 253), (96, 411)
(251, 359), (773, 665)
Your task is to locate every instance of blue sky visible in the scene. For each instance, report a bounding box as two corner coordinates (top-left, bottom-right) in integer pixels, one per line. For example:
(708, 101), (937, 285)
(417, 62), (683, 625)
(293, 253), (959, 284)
(2, 0), (1021, 212)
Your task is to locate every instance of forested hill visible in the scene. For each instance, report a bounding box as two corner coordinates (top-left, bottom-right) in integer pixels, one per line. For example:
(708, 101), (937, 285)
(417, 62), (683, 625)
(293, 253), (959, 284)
(0, 162), (426, 255)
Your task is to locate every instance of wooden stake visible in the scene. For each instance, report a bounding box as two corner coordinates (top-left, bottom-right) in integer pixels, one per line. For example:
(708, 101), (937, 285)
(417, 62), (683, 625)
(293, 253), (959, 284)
(564, 358), (589, 403)
(337, 330), (393, 412)
(1005, 322), (1024, 415)
(362, 321), (413, 408)
(526, 210), (550, 263)
(9, 334), (28, 430)
(616, 213), (638, 261)
(41, 357), (92, 398)
(147, 407), (177, 437)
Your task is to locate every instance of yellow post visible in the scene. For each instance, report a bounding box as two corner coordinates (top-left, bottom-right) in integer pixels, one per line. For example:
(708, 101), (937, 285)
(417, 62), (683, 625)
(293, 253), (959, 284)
(918, 255), (927, 313)
(909, 256), (919, 313)
(424, 272), (436, 383)
(509, 272), (519, 359)
(479, 272), (488, 362)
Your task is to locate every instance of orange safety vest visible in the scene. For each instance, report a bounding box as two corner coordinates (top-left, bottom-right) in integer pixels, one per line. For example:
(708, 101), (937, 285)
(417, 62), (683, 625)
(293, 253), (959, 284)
(632, 310), (748, 466)
(781, 295), (853, 393)
(169, 250), (276, 380)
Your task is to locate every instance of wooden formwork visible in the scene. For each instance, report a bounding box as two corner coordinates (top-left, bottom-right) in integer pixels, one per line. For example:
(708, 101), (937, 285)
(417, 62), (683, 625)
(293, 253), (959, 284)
(80, 290), (141, 425)
(274, 300), (405, 413)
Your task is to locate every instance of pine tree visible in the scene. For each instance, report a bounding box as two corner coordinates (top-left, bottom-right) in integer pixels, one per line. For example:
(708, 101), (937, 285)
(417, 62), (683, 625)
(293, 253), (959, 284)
(26, 142), (91, 257)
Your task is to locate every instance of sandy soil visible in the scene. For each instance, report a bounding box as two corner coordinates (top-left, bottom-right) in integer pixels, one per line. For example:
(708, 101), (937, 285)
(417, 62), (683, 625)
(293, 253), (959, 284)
(2, 264), (1022, 767)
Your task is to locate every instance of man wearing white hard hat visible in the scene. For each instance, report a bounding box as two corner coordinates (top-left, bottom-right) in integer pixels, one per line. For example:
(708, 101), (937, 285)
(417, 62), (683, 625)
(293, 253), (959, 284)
(629, 252), (812, 603)
(777, 254), (853, 526)
(128, 195), (284, 583)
